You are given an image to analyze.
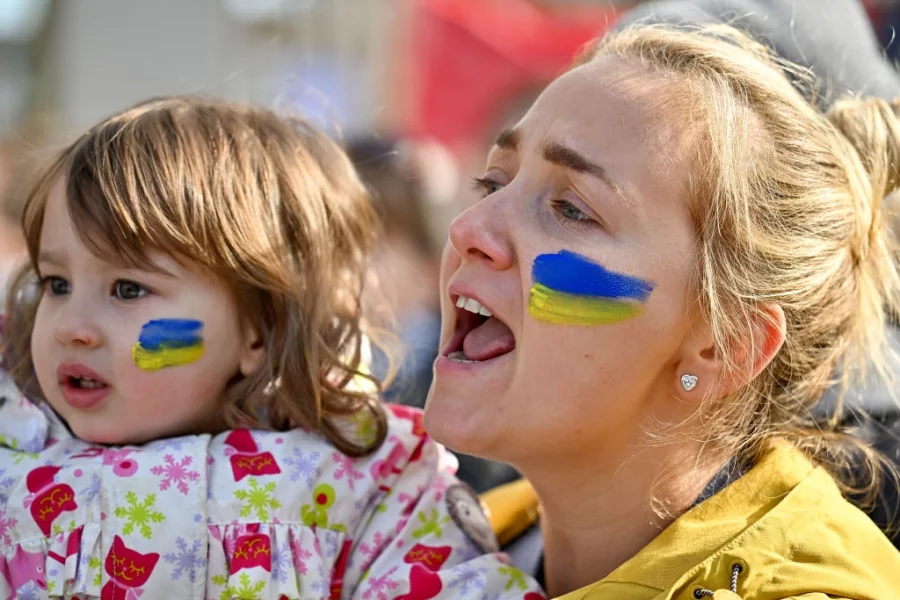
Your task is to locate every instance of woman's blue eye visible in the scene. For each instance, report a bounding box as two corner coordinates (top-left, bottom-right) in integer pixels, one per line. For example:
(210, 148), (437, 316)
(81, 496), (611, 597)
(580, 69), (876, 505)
(41, 276), (71, 296)
(471, 177), (505, 197)
(556, 200), (593, 222)
(113, 280), (148, 300)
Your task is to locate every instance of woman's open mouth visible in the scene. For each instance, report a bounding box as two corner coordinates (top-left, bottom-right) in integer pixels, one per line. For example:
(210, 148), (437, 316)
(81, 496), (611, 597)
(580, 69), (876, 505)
(442, 295), (516, 364)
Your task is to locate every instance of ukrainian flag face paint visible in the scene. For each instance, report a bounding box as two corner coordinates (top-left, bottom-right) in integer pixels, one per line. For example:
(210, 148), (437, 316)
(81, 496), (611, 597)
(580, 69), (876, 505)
(528, 250), (654, 326)
(132, 319), (205, 371)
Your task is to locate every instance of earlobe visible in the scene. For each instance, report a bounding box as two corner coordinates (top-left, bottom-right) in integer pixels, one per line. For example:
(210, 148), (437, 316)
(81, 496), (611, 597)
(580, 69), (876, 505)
(674, 316), (719, 400)
(679, 303), (786, 399)
(239, 322), (266, 377)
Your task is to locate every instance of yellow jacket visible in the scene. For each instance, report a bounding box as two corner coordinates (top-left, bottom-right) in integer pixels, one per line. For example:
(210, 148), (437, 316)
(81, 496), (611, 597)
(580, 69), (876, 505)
(482, 442), (900, 599)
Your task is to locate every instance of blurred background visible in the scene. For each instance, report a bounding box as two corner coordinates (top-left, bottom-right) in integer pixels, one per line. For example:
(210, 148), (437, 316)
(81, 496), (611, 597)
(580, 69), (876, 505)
(2, 0), (900, 490)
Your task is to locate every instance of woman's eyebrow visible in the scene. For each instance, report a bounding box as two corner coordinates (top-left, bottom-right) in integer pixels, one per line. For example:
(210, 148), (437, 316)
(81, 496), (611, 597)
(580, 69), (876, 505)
(493, 128), (521, 151)
(541, 140), (631, 204)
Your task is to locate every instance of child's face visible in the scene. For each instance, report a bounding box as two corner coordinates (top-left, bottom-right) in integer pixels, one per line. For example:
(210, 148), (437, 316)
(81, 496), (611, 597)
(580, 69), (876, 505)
(30, 181), (264, 445)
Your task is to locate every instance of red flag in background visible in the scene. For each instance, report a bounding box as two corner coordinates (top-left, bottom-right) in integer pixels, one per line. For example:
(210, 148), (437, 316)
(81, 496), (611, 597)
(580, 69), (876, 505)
(405, 0), (619, 148)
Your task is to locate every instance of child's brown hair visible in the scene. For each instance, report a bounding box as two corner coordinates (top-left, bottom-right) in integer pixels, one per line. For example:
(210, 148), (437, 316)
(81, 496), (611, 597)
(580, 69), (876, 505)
(3, 96), (387, 455)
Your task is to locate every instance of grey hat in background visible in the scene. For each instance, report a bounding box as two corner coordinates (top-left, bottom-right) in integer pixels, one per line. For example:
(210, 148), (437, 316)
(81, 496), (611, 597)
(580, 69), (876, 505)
(614, 0), (900, 106)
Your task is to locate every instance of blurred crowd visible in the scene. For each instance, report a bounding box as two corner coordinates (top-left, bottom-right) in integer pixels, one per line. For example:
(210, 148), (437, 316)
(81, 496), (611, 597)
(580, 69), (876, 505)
(3, 0), (900, 495)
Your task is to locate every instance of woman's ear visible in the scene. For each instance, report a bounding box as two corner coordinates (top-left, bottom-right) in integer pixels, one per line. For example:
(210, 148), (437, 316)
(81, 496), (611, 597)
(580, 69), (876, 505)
(239, 320), (266, 377)
(675, 303), (786, 399)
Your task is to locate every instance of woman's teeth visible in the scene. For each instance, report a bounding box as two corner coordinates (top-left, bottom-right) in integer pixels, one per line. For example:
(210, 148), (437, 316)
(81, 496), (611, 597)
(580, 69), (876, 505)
(448, 350), (479, 364)
(456, 295), (492, 317)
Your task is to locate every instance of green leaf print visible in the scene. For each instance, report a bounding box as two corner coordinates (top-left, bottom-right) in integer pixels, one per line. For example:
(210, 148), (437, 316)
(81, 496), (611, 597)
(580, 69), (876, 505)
(0, 434), (40, 463)
(499, 565), (528, 591)
(89, 557), (102, 587)
(411, 508), (452, 539)
(211, 574), (228, 586)
(52, 519), (78, 535)
(222, 571), (266, 600)
(233, 478), (281, 521)
(113, 491), (165, 539)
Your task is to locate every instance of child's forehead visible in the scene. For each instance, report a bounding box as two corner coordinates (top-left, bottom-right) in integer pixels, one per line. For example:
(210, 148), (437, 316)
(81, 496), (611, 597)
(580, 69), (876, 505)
(37, 201), (176, 278)
(36, 236), (179, 278)
(37, 174), (186, 276)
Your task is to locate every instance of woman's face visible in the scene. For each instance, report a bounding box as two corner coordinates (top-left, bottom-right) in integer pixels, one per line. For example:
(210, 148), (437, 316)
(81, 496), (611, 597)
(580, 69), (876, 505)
(425, 57), (705, 465)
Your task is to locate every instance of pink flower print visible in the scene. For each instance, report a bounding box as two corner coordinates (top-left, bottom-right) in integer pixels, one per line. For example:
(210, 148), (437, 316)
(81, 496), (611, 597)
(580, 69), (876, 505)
(70, 447), (105, 460)
(362, 565), (399, 600)
(103, 449), (139, 477)
(332, 452), (366, 491)
(290, 537), (313, 576)
(431, 475), (449, 502)
(150, 454), (200, 495)
(371, 444), (408, 492)
(358, 531), (388, 561)
(398, 485), (424, 517)
(356, 531), (390, 572)
(0, 505), (16, 545)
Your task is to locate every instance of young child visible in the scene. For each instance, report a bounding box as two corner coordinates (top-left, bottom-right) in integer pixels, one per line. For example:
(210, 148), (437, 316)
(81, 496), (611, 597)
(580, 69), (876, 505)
(0, 97), (544, 599)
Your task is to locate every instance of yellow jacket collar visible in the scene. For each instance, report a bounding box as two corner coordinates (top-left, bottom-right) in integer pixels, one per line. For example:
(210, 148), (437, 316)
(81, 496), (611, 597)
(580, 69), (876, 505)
(485, 442), (900, 599)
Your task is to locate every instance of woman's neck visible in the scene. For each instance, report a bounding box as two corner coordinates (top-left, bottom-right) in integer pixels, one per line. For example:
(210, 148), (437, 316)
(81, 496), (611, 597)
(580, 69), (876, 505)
(524, 441), (728, 597)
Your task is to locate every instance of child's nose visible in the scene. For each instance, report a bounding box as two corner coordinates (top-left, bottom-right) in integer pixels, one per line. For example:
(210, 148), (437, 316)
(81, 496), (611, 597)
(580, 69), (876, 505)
(55, 309), (103, 349)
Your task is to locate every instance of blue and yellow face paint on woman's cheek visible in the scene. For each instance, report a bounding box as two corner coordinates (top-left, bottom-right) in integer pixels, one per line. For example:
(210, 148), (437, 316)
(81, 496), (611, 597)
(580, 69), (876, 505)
(132, 319), (205, 371)
(528, 250), (654, 325)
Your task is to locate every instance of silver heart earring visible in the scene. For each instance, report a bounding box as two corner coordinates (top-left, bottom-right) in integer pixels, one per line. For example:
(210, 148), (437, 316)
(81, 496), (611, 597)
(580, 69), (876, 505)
(680, 374), (698, 392)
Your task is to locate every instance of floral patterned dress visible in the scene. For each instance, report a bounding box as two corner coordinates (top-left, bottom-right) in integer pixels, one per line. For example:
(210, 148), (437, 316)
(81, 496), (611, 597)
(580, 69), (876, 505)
(0, 373), (544, 599)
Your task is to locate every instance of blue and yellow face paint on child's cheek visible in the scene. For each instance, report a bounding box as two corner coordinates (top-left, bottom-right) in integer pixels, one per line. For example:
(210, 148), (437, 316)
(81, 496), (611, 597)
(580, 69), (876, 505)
(528, 250), (654, 325)
(132, 319), (205, 371)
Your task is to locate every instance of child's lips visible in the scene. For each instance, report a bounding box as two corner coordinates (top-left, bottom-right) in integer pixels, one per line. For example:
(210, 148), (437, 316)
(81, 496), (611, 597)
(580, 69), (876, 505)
(60, 379), (110, 409)
(56, 362), (111, 409)
(56, 361), (108, 385)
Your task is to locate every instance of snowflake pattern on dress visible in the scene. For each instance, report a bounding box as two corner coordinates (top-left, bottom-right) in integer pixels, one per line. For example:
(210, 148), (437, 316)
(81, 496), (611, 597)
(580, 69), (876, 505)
(0, 506), (16, 546)
(332, 451), (367, 492)
(113, 491), (165, 539)
(447, 562), (489, 595)
(163, 536), (205, 582)
(151, 454), (200, 495)
(270, 541), (292, 584)
(0, 395), (546, 600)
(78, 473), (101, 507)
(0, 466), (14, 504)
(283, 447), (320, 488)
(362, 565), (400, 600)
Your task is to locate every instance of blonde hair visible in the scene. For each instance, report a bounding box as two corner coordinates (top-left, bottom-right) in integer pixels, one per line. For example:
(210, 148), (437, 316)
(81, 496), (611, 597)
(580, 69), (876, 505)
(582, 25), (900, 497)
(3, 96), (387, 456)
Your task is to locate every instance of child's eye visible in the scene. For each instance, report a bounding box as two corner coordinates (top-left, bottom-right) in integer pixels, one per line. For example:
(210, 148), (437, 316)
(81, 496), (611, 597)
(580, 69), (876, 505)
(113, 280), (148, 301)
(40, 276), (71, 297)
(470, 176), (505, 198)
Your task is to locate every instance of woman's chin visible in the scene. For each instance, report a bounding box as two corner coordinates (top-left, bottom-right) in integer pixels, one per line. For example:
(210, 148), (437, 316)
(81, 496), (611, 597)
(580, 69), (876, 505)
(424, 386), (505, 459)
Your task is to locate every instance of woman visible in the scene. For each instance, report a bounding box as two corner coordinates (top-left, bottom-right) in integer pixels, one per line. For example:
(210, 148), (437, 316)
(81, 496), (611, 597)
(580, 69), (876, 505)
(424, 22), (900, 599)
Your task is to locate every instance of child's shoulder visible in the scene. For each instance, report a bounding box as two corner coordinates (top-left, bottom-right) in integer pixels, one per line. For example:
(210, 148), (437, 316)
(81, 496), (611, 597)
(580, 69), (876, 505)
(203, 403), (452, 526)
(0, 406), (545, 599)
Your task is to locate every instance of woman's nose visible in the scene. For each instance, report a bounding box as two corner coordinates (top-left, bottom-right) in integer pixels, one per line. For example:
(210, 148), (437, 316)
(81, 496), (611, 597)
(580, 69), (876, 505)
(448, 197), (514, 270)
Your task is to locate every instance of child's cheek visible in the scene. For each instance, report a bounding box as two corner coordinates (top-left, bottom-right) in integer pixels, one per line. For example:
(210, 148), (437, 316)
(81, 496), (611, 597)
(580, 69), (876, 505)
(131, 319), (205, 372)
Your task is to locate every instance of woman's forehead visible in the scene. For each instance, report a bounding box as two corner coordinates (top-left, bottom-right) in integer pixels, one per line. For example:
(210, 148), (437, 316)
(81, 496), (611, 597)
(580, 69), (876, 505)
(511, 56), (689, 150)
